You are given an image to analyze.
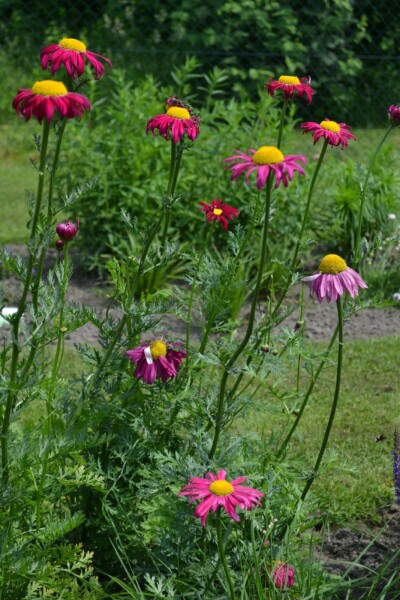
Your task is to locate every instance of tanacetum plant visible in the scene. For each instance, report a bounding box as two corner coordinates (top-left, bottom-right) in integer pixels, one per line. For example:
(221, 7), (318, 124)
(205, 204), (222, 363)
(1, 41), (398, 600)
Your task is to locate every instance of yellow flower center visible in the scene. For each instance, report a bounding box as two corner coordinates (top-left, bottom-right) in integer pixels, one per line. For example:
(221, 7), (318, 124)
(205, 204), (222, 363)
(318, 254), (347, 274)
(150, 340), (167, 359)
(59, 37), (87, 52)
(320, 120), (340, 133)
(166, 106), (190, 120)
(209, 480), (234, 496)
(213, 208), (223, 215)
(278, 75), (300, 85)
(253, 146), (284, 165)
(31, 80), (68, 97)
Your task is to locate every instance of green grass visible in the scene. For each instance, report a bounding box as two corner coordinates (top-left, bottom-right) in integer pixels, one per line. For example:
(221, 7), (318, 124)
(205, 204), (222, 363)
(235, 335), (400, 526)
(16, 345), (90, 428)
(0, 120), (38, 244)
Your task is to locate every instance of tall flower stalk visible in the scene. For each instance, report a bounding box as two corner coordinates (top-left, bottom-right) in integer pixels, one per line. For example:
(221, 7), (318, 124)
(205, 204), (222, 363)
(198, 196), (260, 355)
(149, 140), (183, 292)
(209, 176), (273, 459)
(90, 139), (184, 389)
(272, 138), (329, 319)
(216, 509), (236, 600)
(186, 223), (215, 364)
(300, 296), (343, 502)
(1, 120), (50, 482)
(36, 243), (70, 530)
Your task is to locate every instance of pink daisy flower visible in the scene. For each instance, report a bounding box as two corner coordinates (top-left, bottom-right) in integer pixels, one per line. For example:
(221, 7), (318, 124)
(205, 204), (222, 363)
(199, 199), (239, 231)
(303, 254), (367, 304)
(388, 105), (400, 126)
(266, 75), (314, 104)
(300, 119), (356, 149)
(272, 563), (295, 589)
(13, 81), (90, 123)
(125, 337), (186, 384)
(178, 469), (264, 527)
(40, 37), (112, 80)
(146, 104), (200, 145)
(225, 145), (307, 191)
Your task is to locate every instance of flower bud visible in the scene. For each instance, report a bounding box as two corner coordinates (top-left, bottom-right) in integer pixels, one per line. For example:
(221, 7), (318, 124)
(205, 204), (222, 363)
(294, 320), (304, 332)
(55, 239), (64, 250)
(388, 105), (400, 126)
(272, 562), (295, 589)
(56, 219), (80, 241)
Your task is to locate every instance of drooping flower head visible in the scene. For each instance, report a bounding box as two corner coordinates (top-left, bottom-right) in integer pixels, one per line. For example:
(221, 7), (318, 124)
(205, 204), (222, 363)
(146, 97), (200, 145)
(178, 469), (264, 527)
(56, 219), (80, 241)
(300, 119), (356, 149)
(199, 199), (239, 231)
(13, 81), (90, 123)
(303, 254), (367, 303)
(266, 75), (314, 104)
(272, 562), (295, 589)
(388, 105), (400, 126)
(125, 337), (186, 384)
(40, 38), (112, 80)
(225, 146), (307, 191)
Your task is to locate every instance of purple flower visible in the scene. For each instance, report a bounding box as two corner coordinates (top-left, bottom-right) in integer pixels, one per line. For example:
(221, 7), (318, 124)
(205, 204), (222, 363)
(302, 254), (367, 303)
(56, 219), (80, 241)
(125, 337), (186, 384)
(392, 429), (400, 505)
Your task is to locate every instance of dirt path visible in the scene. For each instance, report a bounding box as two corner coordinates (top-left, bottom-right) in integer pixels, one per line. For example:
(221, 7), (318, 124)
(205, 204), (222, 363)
(2, 244), (400, 345)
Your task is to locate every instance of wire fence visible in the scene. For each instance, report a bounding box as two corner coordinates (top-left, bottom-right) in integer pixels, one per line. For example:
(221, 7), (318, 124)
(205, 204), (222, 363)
(1, 0), (400, 126)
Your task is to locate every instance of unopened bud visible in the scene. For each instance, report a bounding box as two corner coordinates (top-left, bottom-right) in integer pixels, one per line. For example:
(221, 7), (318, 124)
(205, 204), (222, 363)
(272, 563), (295, 589)
(55, 239), (64, 250)
(294, 320), (304, 332)
(56, 219), (80, 241)
(388, 105), (400, 126)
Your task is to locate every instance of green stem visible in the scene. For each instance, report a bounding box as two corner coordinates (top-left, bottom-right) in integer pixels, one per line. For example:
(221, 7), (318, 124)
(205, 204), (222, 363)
(88, 215), (163, 391)
(96, 142), (183, 379)
(32, 121), (67, 315)
(149, 141), (183, 293)
(300, 297), (343, 502)
(296, 285), (305, 394)
(276, 323), (339, 459)
(36, 245), (69, 532)
(209, 177), (272, 459)
(290, 139), (328, 271)
(277, 99), (289, 149)
(198, 194), (261, 356)
(1, 120), (51, 483)
(51, 244), (69, 383)
(226, 139), (329, 398)
(216, 509), (236, 600)
(186, 224), (214, 364)
(354, 124), (393, 265)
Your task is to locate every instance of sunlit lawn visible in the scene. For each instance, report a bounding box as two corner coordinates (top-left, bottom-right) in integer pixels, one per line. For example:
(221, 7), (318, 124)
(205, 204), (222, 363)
(235, 335), (400, 525)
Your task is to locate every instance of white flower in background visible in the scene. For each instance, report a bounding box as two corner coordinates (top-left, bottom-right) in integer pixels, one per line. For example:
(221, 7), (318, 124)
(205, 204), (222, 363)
(393, 293), (400, 303)
(388, 213), (396, 220)
(0, 307), (18, 328)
